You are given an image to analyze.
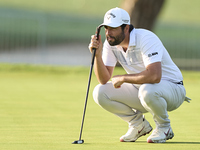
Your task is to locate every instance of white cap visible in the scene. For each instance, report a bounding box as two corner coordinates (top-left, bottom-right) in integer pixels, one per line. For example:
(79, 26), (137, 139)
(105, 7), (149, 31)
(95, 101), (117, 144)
(101, 7), (130, 28)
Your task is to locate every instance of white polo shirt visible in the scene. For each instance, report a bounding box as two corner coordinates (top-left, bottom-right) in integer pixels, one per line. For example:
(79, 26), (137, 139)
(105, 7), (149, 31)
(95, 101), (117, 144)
(102, 28), (183, 83)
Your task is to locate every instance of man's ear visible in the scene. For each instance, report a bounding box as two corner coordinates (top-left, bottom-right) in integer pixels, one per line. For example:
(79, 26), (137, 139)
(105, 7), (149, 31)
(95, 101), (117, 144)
(125, 25), (130, 34)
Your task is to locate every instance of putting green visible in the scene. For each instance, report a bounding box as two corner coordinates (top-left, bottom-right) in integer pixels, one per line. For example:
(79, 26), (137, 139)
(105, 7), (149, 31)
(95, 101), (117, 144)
(0, 64), (199, 150)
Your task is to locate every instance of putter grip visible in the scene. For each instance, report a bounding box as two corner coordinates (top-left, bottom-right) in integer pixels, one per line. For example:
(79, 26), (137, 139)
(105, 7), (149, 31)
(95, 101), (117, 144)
(91, 25), (102, 65)
(91, 48), (96, 65)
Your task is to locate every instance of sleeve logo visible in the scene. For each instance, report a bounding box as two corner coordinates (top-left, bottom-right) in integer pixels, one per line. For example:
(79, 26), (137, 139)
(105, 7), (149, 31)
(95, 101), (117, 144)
(148, 52), (158, 57)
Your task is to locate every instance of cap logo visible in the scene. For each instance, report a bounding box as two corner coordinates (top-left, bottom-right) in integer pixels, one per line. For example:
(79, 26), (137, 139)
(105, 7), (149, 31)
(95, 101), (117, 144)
(106, 13), (116, 20)
(122, 19), (129, 23)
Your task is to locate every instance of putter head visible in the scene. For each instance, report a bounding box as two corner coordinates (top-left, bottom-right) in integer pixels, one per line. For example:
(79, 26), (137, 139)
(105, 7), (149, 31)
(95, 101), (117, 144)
(72, 140), (84, 144)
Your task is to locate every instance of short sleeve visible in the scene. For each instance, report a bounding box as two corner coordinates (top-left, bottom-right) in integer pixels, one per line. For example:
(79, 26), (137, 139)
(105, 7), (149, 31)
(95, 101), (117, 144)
(141, 34), (164, 67)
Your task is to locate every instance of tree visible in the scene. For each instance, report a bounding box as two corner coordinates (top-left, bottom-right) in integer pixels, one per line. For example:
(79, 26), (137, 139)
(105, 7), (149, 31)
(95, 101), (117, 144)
(121, 0), (165, 31)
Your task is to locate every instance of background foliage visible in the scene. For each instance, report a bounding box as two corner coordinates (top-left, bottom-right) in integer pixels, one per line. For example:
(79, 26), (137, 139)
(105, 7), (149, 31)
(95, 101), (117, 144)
(0, 0), (200, 69)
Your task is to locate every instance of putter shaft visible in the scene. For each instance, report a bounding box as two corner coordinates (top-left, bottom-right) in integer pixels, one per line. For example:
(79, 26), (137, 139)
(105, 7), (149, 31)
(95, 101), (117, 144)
(73, 25), (103, 144)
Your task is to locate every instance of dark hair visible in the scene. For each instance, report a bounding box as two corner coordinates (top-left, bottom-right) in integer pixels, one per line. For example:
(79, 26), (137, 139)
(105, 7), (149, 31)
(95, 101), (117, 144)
(121, 24), (134, 33)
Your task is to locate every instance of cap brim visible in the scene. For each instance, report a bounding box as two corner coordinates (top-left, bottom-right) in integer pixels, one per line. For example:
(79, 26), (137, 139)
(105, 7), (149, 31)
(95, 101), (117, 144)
(101, 22), (123, 28)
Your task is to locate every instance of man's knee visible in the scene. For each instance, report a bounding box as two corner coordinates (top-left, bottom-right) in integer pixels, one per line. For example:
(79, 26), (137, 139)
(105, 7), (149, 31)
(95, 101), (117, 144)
(93, 84), (102, 105)
(138, 84), (158, 105)
(93, 83), (111, 106)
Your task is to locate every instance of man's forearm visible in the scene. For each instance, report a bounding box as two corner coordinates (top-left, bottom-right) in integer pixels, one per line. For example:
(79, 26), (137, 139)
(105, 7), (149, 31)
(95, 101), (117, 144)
(111, 62), (162, 88)
(94, 56), (112, 84)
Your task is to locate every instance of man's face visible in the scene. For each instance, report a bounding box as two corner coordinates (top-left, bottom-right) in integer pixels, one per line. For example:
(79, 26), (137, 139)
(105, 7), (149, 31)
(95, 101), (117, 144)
(104, 26), (125, 46)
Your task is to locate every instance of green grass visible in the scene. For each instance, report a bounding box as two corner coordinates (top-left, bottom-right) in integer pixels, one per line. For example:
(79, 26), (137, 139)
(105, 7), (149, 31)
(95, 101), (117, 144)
(159, 0), (200, 24)
(0, 64), (199, 150)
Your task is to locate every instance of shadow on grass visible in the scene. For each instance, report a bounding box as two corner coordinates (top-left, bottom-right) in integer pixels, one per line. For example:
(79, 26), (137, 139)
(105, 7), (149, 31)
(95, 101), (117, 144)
(136, 141), (200, 144)
(166, 141), (200, 144)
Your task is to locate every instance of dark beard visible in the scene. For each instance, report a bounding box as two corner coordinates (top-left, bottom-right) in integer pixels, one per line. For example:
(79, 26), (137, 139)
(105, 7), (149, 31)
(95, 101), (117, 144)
(106, 31), (125, 46)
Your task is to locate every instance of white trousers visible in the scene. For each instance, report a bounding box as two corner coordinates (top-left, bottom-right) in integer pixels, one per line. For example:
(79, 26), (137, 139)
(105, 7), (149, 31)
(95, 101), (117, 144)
(93, 80), (186, 128)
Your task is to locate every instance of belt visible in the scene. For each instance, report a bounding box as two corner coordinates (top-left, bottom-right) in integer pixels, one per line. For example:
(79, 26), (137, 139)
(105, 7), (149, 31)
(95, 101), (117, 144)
(176, 81), (183, 85)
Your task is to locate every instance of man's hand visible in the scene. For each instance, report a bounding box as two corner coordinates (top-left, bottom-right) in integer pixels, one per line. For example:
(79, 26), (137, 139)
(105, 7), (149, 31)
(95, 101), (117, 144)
(111, 75), (124, 88)
(88, 35), (103, 57)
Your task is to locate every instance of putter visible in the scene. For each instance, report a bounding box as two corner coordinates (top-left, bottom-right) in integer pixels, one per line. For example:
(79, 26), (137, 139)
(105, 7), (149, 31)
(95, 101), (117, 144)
(72, 25), (103, 144)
